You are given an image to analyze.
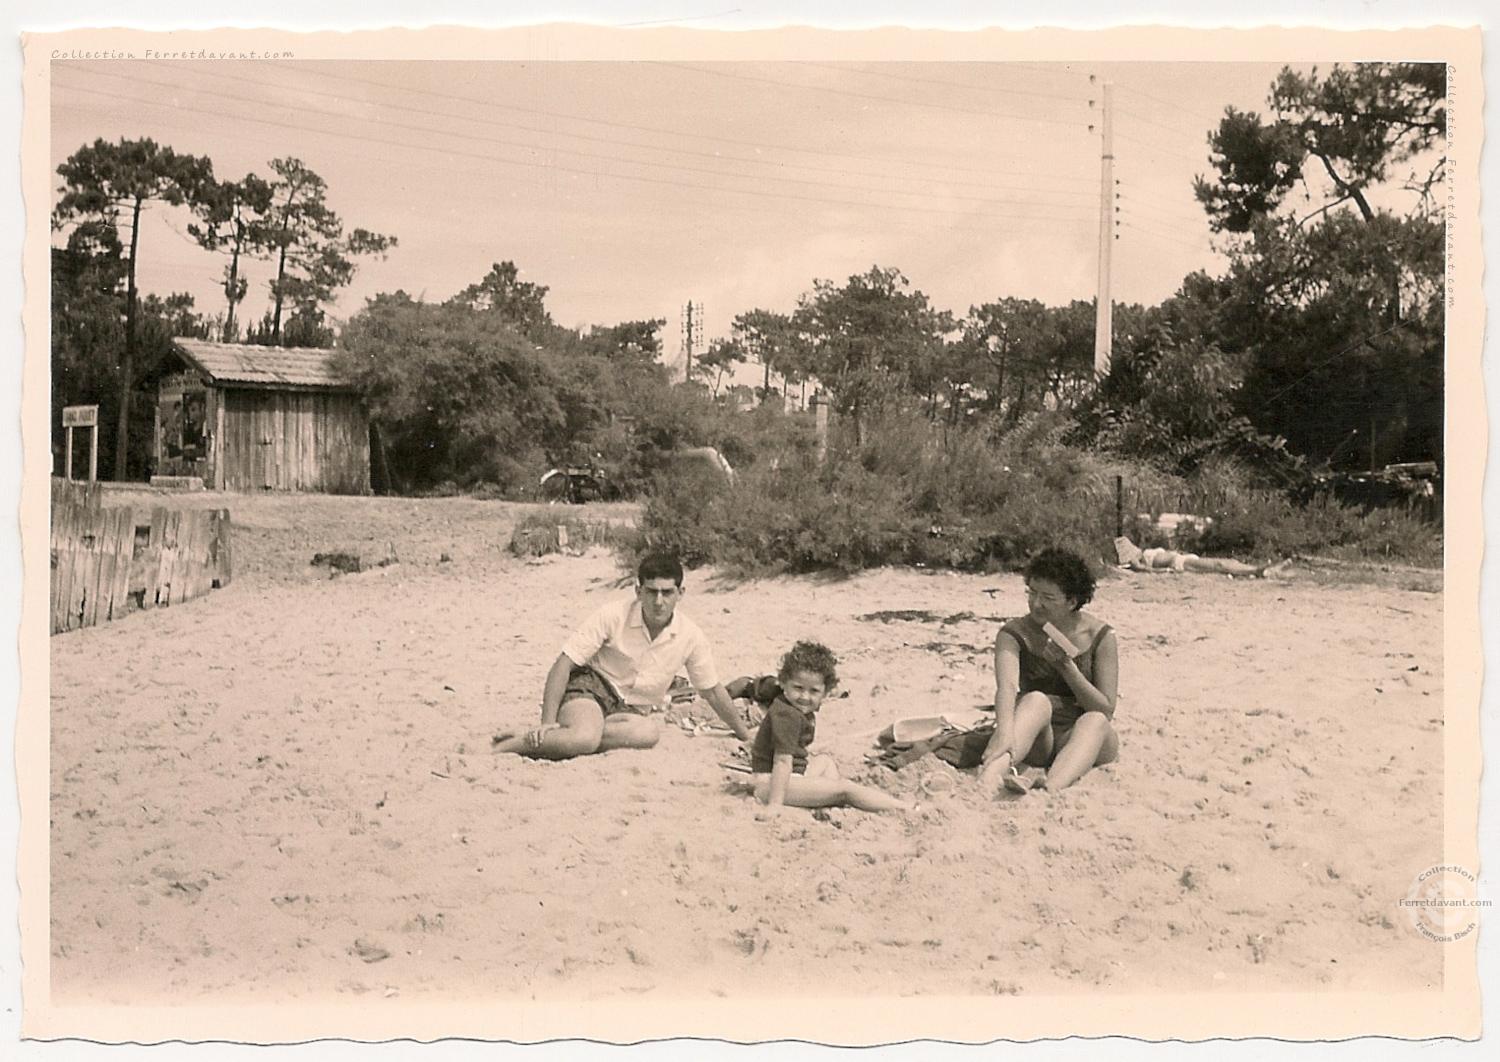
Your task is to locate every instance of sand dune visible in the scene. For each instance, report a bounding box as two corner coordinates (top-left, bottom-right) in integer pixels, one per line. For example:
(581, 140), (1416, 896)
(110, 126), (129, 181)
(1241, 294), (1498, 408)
(47, 494), (1444, 1004)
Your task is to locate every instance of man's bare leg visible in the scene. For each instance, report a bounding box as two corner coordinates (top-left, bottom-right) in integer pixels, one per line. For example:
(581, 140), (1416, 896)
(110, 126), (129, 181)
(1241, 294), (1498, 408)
(493, 698), (605, 759)
(597, 713), (661, 751)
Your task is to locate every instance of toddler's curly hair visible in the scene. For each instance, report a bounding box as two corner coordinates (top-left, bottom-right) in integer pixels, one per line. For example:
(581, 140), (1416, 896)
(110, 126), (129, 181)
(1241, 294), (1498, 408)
(777, 640), (839, 691)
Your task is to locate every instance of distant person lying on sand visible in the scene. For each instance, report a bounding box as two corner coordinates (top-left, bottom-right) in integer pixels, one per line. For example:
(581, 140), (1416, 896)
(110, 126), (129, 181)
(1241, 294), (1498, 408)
(492, 552), (751, 760)
(735, 641), (912, 816)
(1114, 536), (1289, 578)
(979, 548), (1119, 795)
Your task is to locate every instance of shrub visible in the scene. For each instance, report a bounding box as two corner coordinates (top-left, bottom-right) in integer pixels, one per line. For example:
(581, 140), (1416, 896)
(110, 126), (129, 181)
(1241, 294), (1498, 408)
(636, 408), (1140, 576)
(509, 510), (639, 558)
(1197, 491), (1439, 565)
(633, 404), (1440, 577)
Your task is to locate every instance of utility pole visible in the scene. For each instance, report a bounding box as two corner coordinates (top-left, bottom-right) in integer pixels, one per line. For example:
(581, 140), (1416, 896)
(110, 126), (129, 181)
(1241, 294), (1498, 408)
(681, 300), (702, 383)
(1092, 78), (1118, 379)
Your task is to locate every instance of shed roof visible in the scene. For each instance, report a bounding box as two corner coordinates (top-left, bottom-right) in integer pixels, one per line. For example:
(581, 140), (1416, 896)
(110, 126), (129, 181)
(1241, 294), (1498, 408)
(172, 339), (357, 391)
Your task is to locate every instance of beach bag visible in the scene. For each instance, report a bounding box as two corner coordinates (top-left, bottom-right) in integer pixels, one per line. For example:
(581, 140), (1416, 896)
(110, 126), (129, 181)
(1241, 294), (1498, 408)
(869, 707), (995, 771)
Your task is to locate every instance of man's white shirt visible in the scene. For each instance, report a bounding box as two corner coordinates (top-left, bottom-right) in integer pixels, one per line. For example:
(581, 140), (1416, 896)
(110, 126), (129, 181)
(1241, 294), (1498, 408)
(560, 596), (720, 707)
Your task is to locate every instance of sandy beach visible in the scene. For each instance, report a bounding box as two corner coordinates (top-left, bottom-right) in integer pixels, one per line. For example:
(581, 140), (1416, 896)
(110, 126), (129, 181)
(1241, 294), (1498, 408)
(47, 492), (1445, 1004)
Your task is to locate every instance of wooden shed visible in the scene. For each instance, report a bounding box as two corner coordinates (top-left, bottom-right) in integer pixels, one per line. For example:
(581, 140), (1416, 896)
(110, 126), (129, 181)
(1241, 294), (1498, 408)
(156, 340), (370, 494)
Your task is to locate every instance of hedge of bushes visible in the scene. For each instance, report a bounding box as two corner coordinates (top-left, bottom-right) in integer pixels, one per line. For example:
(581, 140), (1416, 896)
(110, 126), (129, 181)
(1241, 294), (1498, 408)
(633, 409), (1441, 576)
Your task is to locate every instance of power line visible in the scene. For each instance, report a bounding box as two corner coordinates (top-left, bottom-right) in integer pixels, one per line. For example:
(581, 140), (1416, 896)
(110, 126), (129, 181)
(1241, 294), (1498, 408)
(1000, 61), (1093, 82)
(1120, 212), (1207, 244)
(798, 61), (1087, 104)
(51, 80), (1098, 225)
(648, 61), (1093, 127)
(62, 66), (1094, 213)
(260, 59), (1101, 186)
(1117, 102), (1213, 146)
(1117, 191), (1209, 227)
(53, 90), (562, 198)
(54, 91), (1091, 248)
(1259, 321), (1410, 406)
(1114, 81), (1223, 126)
(130, 59), (1100, 201)
(1120, 219), (1205, 251)
(1115, 130), (1206, 166)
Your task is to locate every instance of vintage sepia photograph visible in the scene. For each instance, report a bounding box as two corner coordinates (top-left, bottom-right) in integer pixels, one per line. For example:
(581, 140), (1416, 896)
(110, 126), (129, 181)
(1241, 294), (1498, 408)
(15, 16), (1487, 1048)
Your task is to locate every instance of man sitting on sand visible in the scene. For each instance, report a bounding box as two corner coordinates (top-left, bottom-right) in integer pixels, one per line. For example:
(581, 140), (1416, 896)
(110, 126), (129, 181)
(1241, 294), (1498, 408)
(1114, 536), (1290, 579)
(493, 552), (752, 760)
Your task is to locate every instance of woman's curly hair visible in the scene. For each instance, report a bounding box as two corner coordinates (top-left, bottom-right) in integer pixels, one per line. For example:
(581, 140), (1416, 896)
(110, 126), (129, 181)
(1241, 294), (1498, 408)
(777, 640), (839, 691)
(1025, 547), (1096, 609)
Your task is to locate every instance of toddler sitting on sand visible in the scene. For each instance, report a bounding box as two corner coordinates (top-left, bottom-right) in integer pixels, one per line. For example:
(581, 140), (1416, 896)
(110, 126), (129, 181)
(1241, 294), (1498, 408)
(730, 641), (912, 816)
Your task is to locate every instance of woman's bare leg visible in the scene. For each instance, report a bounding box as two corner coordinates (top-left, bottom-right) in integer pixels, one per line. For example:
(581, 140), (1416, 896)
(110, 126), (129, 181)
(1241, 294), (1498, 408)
(1045, 712), (1119, 789)
(981, 692), (1056, 790)
(1183, 556), (1269, 577)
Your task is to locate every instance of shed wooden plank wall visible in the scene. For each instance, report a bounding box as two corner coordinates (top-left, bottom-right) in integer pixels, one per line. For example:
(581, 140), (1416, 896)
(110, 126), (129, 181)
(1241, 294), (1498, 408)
(50, 479), (232, 635)
(218, 389), (370, 494)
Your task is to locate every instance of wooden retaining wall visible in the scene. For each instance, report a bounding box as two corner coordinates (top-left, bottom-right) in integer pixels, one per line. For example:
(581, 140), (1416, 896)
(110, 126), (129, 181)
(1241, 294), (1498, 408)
(50, 479), (232, 635)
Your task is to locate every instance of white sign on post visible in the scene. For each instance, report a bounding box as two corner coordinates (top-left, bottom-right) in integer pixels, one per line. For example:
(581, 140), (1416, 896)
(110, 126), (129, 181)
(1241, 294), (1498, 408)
(61, 404), (100, 481)
(62, 404), (98, 428)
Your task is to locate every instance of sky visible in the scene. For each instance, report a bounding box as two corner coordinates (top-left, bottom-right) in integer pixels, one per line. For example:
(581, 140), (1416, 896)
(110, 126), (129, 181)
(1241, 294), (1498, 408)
(48, 58), (1309, 380)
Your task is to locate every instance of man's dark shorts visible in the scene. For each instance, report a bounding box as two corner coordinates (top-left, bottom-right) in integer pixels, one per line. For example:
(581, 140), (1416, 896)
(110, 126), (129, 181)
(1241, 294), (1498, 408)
(563, 664), (642, 717)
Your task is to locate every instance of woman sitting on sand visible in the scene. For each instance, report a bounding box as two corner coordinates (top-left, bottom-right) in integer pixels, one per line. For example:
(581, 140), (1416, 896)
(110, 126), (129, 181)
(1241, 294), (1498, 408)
(979, 547), (1119, 794)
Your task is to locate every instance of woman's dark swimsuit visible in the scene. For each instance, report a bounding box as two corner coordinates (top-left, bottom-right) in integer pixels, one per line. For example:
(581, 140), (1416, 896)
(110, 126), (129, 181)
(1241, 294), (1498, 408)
(999, 615), (1113, 728)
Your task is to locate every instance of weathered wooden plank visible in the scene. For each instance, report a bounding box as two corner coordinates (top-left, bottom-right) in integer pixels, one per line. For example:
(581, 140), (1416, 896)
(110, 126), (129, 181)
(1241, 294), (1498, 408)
(85, 508), (112, 628)
(275, 394), (287, 491)
(178, 507), (199, 604)
(189, 510), (211, 601)
(114, 507), (134, 616)
(214, 509), (233, 587)
(93, 508), (119, 627)
(50, 484), (79, 633)
(218, 393), (236, 490)
(136, 506), (167, 606)
(174, 510), (196, 603)
(154, 509), (181, 607)
(108, 508), (136, 621)
(50, 481), (73, 630)
(174, 508), (201, 605)
(298, 391), (310, 490)
(293, 392), (306, 491)
(273, 396), (286, 490)
(260, 398), (275, 490)
(59, 485), (89, 630)
(302, 392), (315, 490)
(204, 510), (225, 594)
(49, 479), (66, 551)
(188, 510), (210, 600)
(66, 507), (90, 630)
(312, 394), (323, 489)
(73, 511), (101, 629)
(208, 387), (223, 490)
(89, 507), (122, 627)
(356, 404), (371, 494)
(223, 392), (241, 490)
